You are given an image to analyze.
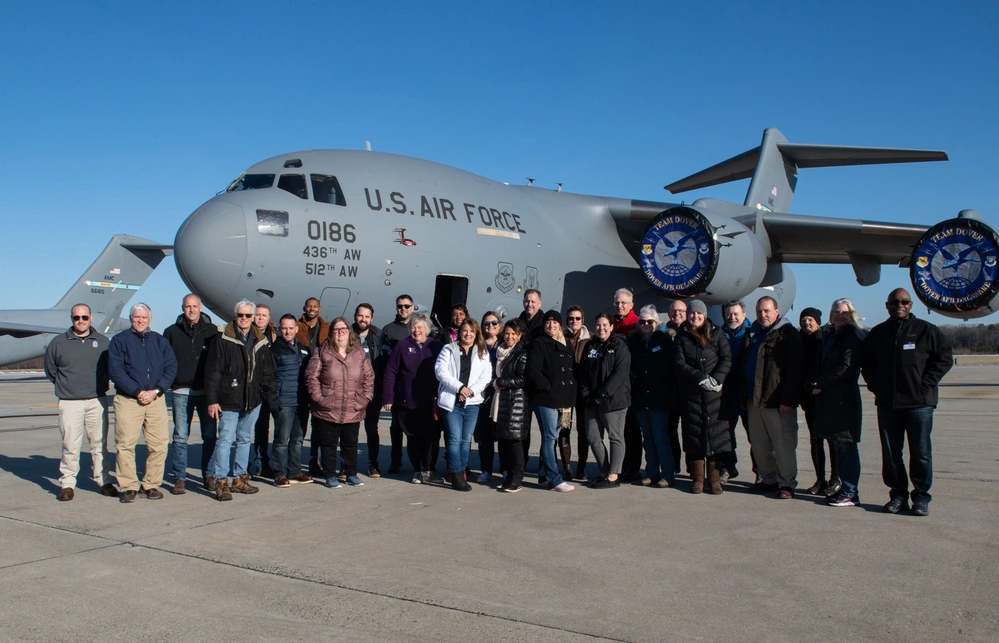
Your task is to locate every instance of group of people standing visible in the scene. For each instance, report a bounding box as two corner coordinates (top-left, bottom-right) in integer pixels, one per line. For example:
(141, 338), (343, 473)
(43, 283), (952, 516)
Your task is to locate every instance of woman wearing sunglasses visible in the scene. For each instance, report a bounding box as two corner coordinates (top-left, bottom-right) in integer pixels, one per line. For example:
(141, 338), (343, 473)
(628, 305), (674, 488)
(474, 311), (503, 482)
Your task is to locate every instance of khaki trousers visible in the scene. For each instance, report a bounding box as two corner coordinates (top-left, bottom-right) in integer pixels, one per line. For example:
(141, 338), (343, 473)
(746, 406), (799, 488)
(114, 395), (169, 492)
(58, 397), (113, 489)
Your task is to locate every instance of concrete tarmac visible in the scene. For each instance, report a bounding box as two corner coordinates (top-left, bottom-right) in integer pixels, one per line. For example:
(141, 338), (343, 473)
(0, 367), (997, 642)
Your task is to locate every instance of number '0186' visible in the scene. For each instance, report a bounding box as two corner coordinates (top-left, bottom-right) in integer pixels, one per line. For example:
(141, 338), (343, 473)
(308, 221), (356, 243)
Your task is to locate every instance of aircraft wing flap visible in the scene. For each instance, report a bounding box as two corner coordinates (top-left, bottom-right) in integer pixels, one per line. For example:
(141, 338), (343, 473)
(761, 212), (927, 264)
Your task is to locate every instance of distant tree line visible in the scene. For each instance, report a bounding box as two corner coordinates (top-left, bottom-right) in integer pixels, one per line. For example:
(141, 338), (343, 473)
(940, 324), (999, 355)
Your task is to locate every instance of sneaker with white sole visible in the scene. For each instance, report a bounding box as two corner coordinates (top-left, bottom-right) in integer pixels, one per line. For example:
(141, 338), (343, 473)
(412, 473), (423, 484)
(346, 475), (364, 486)
(552, 482), (575, 493)
(827, 493), (860, 507)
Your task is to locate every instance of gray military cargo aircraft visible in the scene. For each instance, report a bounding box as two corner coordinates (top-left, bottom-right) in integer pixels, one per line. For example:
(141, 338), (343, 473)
(173, 128), (998, 329)
(0, 235), (172, 366)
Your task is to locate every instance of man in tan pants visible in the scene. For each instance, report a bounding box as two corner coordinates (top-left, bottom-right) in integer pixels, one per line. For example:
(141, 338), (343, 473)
(108, 303), (177, 503)
(44, 304), (118, 501)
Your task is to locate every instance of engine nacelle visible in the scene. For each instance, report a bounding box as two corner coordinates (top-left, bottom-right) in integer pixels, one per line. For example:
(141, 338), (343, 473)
(910, 212), (999, 320)
(639, 206), (767, 304)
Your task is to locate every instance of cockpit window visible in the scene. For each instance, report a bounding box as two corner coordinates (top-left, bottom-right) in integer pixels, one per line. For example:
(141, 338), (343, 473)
(256, 209), (289, 237)
(278, 174), (308, 200)
(311, 174), (346, 206)
(226, 173), (275, 192)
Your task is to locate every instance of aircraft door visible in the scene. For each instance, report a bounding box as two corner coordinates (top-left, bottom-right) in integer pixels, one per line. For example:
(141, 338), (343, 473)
(319, 287), (351, 321)
(430, 275), (468, 332)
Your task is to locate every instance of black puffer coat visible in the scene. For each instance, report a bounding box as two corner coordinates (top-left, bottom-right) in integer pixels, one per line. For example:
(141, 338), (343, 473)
(578, 333), (631, 413)
(494, 344), (529, 440)
(671, 320), (732, 457)
(809, 325), (865, 443)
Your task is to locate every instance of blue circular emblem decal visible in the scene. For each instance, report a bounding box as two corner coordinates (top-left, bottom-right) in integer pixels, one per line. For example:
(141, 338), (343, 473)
(640, 207), (717, 295)
(910, 218), (999, 313)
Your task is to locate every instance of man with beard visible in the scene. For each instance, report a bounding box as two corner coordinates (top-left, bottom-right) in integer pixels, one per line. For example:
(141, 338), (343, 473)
(353, 303), (384, 477)
(378, 294), (416, 473)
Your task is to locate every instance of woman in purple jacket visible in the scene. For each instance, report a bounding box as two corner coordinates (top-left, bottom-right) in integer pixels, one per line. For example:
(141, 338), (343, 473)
(381, 314), (443, 484)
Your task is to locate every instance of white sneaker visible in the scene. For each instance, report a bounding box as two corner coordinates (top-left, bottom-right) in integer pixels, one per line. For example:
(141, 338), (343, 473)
(553, 482), (575, 493)
(476, 472), (490, 483)
(412, 473), (422, 484)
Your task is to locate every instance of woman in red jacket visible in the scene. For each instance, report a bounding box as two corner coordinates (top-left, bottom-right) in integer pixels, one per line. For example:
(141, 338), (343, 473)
(306, 317), (375, 488)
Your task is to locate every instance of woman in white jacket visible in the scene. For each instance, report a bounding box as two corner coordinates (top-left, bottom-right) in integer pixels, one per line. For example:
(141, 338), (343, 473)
(435, 318), (493, 491)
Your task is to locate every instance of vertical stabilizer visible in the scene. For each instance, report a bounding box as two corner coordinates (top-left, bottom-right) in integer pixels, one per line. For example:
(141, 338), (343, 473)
(743, 128), (797, 213)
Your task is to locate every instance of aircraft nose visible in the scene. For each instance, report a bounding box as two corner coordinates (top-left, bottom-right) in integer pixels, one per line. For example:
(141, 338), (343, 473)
(174, 198), (247, 313)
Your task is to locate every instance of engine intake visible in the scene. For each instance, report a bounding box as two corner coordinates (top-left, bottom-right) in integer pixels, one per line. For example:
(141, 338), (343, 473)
(639, 206), (767, 302)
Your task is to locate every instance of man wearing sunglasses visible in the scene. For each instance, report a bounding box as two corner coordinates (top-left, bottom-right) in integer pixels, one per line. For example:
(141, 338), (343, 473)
(861, 288), (952, 517)
(378, 294), (417, 473)
(44, 304), (117, 501)
(108, 303), (177, 503)
(204, 300), (278, 501)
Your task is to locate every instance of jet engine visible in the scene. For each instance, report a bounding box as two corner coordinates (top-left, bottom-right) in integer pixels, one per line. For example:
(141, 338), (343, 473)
(909, 211), (999, 320)
(638, 206), (767, 303)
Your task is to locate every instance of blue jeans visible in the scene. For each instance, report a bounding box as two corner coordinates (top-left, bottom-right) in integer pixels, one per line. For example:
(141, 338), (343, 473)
(533, 405), (564, 487)
(877, 406), (933, 502)
(634, 408), (674, 482)
(170, 393), (217, 480)
(835, 440), (861, 498)
(210, 406), (261, 480)
(443, 402), (480, 474)
(271, 406), (304, 479)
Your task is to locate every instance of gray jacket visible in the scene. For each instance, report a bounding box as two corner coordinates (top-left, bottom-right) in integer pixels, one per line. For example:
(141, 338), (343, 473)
(44, 328), (110, 400)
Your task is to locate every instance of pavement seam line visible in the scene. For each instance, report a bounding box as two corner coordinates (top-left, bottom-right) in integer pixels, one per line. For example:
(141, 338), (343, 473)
(0, 513), (628, 642)
(0, 542), (123, 570)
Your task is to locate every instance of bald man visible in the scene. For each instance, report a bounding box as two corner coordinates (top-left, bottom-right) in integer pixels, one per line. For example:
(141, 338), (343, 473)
(861, 288), (952, 517)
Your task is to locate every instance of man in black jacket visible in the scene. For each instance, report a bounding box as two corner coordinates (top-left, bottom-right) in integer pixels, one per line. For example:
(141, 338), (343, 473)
(861, 288), (953, 516)
(163, 294), (219, 494)
(204, 300), (278, 501)
(378, 294), (415, 473)
(353, 303), (383, 477)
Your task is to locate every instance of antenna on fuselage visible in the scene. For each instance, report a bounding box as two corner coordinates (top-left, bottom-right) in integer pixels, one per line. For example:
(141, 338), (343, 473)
(556, 183), (562, 192)
(365, 141), (372, 151)
(526, 178), (534, 186)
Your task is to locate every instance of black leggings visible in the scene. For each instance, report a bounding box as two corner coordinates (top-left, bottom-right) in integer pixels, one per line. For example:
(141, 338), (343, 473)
(311, 418), (359, 478)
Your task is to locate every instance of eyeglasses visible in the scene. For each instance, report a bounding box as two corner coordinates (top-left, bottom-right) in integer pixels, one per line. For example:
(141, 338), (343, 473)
(397, 304), (413, 309)
(482, 320), (500, 326)
(669, 311), (686, 316)
(72, 315), (90, 321)
(236, 313), (253, 319)
(332, 327), (350, 333)
(639, 319), (656, 325)
(567, 316), (582, 322)
(888, 299), (912, 306)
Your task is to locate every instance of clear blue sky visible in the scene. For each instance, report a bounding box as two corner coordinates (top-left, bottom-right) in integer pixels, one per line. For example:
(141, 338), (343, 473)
(2, 2), (997, 328)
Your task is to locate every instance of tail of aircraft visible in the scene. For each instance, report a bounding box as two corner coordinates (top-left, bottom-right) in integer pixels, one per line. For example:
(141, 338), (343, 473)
(664, 127), (948, 213)
(0, 235), (172, 366)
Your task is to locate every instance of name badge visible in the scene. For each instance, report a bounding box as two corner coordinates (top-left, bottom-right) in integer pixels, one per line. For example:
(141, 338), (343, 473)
(903, 343), (916, 350)
(651, 346), (661, 353)
(588, 349), (599, 358)
(231, 379), (239, 387)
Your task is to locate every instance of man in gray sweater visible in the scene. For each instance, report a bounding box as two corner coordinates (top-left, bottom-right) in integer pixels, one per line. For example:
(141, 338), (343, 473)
(43, 304), (117, 501)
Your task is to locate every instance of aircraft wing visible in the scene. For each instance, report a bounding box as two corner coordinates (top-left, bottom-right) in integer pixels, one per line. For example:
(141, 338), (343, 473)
(751, 212), (928, 266)
(0, 314), (67, 338)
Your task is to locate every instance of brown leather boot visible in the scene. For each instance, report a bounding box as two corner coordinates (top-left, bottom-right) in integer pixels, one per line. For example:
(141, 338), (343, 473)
(215, 478), (232, 501)
(204, 475), (216, 492)
(690, 459), (705, 494)
(558, 435), (573, 481)
(706, 460), (723, 495)
(231, 474), (259, 495)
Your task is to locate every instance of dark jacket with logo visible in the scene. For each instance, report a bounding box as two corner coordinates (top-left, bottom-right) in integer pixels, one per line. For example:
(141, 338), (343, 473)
(861, 314), (953, 409)
(578, 333), (632, 413)
(739, 316), (804, 409)
(382, 336), (443, 410)
(204, 323), (277, 412)
(163, 313), (218, 391)
(355, 322), (382, 404)
(628, 329), (670, 410)
(494, 344), (529, 440)
(108, 327), (177, 398)
(526, 335), (577, 408)
(672, 320), (732, 456)
(809, 325), (865, 442)
(44, 328), (110, 400)
(271, 337), (311, 409)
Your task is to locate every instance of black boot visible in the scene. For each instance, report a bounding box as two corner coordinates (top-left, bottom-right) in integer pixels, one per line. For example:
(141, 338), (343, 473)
(558, 434), (573, 481)
(451, 470), (471, 492)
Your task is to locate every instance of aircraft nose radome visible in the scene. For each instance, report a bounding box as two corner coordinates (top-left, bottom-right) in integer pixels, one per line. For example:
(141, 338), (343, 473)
(174, 199), (247, 314)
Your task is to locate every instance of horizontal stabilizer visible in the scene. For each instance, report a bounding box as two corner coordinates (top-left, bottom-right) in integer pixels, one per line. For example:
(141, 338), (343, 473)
(666, 134), (948, 195)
